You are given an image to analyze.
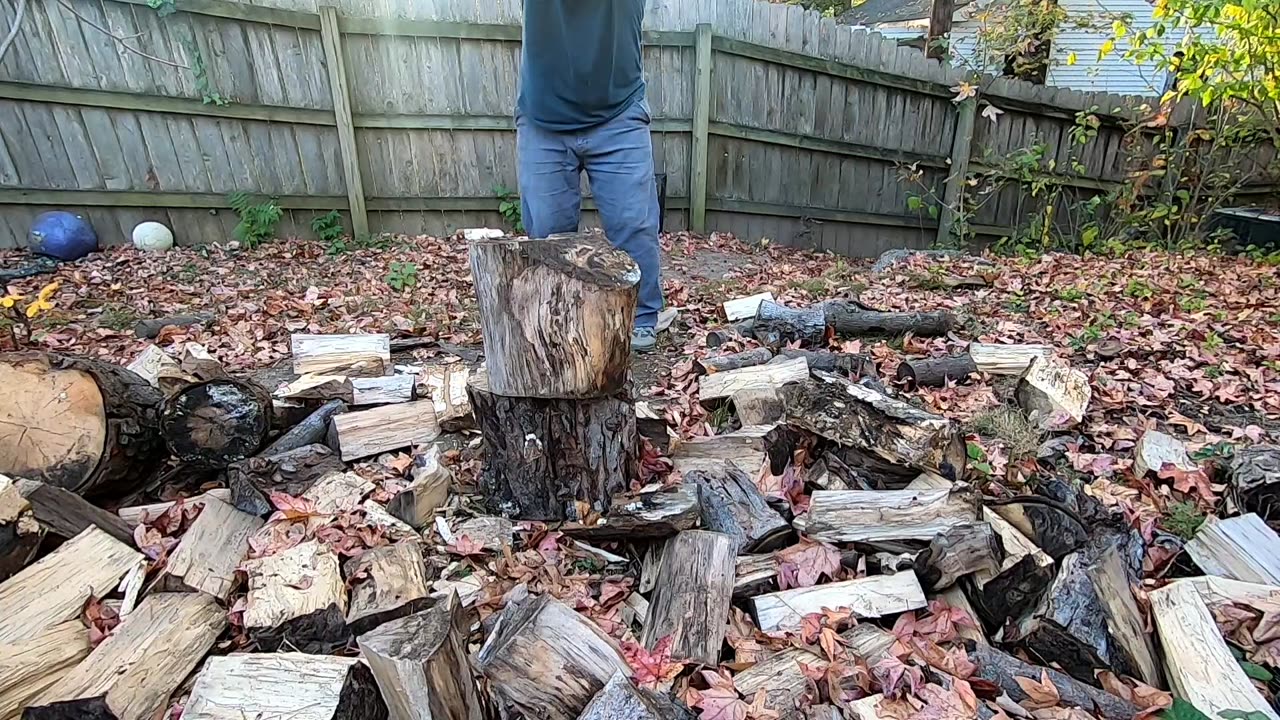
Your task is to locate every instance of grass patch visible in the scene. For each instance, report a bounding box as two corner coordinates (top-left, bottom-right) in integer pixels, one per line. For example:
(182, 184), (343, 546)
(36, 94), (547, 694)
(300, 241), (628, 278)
(96, 305), (138, 331)
(788, 277), (829, 294)
(1163, 500), (1205, 540)
(969, 405), (1044, 459)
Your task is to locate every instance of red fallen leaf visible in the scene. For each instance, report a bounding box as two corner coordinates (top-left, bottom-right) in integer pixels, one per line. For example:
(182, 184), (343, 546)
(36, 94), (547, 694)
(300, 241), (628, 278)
(1157, 463), (1216, 507)
(446, 534), (487, 557)
(1014, 669), (1061, 710)
(81, 594), (120, 647)
(915, 598), (980, 643)
(871, 656), (924, 699)
(621, 635), (686, 691)
(688, 669), (749, 720)
(745, 689), (780, 720)
(912, 684), (975, 720)
(267, 492), (321, 522)
(776, 538), (843, 590)
(597, 578), (633, 608)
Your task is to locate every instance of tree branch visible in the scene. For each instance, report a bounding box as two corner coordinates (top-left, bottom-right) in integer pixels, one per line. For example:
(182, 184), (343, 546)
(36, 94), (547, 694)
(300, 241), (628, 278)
(0, 0), (27, 65)
(54, 0), (188, 69)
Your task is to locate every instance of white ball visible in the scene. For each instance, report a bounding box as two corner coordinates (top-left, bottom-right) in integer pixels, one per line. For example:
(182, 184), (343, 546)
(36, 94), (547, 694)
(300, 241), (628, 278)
(132, 221), (174, 253)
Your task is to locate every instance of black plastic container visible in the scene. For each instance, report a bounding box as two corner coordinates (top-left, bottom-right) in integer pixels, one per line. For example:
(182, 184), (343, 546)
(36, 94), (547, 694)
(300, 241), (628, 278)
(1208, 207), (1280, 251)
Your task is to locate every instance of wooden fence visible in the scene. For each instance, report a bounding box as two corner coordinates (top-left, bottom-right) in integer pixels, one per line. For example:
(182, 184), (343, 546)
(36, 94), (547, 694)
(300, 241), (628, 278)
(0, 0), (1273, 254)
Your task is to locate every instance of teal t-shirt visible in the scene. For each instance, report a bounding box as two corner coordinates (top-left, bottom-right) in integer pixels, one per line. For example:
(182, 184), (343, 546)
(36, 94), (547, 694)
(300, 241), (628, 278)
(518, 0), (646, 132)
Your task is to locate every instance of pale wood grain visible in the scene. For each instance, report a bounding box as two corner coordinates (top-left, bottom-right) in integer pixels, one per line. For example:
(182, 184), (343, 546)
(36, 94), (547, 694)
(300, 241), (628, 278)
(329, 400), (441, 461)
(803, 488), (979, 543)
(968, 343), (1053, 376)
(0, 620), (91, 720)
(723, 292), (775, 322)
(345, 540), (431, 635)
(353, 374), (415, 405)
(161, 496), (263, 600)
(242, 539), (346, 631)
(642, 530), (735, 665)
(291, 333), (391, 377)
(116, 489), (231, 527)
(184, 653), (387, 720)
(1186, 513), (1280, 585)
(699, 356), (809, 401)
(752, 572), (927, 632)
(736, 625), (893, 716)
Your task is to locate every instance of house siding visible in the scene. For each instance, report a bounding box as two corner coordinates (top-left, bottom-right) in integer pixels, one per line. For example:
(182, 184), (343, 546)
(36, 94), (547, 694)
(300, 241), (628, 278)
(1045, 0), (1171, 96)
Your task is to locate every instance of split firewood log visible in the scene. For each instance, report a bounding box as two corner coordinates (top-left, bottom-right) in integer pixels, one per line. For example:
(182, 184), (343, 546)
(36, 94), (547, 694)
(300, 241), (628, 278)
(0, 351), (163, 496)
(685, 463), (789, 553)
(417, 364), (473, 431)
(273, 374), (355, 404)
(914, 522), (1003, 591)
(1016, 356), (1091, 430)
(751, 572), (927, 632)
(736, 625), (893, 716)
(225, 443), (346, 517)
(327, 400), (441, 462)
(241, 540), (348, 653)
(345, 540), (432, 636)
(698, 356), (809, 402)
(800, 487), (980, 543)
(290, 333), (391, 377)
(0, 620), (91, 720)
(1231, 444), (1280, 518)
(557, 484), (701, 542)
(161, 378), (274, 467)
(388, 444), (451, 530)
(1185, 513), (1280, 585)
(670, 425), (772, 477)
(723, 292), (774, 322)
(641, 530), (735, 665)
(581, 673), (694, 720)
(968, 342), (1052, 375)
(116, 490), (230, 527)
(159, 496), (262, 601)
(11, 478), (133, 545)
(258, 398), (347, 457)
(0, 477), (43, 580)
(183, 653), (388, 720)
(1133, 429), (1197, 477)
(731, 388), (785, 426)
(968, 644), (1139, 720)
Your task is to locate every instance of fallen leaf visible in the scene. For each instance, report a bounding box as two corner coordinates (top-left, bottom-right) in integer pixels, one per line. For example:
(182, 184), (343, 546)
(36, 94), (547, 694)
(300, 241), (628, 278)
(1014, 670), (1061, 710)
(776, 538), (843, 590)
(622, 635), (686, 691)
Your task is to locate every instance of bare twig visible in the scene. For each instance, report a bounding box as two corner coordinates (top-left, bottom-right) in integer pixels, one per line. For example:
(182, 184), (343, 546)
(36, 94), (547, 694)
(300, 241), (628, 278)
(0, 0), (27, 65)
(54, 0), (188, 69)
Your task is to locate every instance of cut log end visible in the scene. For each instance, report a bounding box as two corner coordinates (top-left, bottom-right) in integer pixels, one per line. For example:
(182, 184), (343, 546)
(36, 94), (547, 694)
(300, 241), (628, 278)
(161, 379), (273, 467)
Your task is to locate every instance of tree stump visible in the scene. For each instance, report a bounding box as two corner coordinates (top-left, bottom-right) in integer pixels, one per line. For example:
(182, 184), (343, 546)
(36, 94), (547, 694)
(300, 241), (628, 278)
(468, 232), (639, 399)
(0, 352), (163, 496)
(161, 378), (274, 468)
(467, 371), (637, 521)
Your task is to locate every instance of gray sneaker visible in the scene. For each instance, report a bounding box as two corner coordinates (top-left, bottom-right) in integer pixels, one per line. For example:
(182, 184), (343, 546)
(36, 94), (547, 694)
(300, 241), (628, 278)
(632, 327), (657, 353)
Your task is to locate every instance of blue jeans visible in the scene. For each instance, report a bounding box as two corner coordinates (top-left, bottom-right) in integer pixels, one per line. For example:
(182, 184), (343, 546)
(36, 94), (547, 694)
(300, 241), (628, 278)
(516, 98), (663, 329)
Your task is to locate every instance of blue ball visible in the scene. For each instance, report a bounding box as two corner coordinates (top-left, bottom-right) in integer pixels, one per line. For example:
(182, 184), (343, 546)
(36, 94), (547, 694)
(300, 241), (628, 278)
(29, 211), (98, 261)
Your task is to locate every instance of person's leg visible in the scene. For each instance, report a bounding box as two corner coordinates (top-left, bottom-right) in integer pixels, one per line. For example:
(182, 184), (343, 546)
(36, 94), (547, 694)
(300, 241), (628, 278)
(581, 99), (663, 331)
(516, 114), (582, 237)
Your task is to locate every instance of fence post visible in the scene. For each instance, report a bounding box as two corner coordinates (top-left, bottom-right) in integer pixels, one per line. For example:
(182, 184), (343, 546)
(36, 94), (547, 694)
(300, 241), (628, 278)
(937, 97), (977, 245)
(319, 6), (369, 238)
(690, 23), (713, 234)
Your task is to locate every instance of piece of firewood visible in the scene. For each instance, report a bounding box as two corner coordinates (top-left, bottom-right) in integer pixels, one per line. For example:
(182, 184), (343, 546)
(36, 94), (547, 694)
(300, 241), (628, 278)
(699, 356), (809, 402)
(389, 445), (451, 530)
(303, 470), (375, 514)
(732, 388), (785, 426)
(124, 344), (195, 397)
(915, 522), (1003, 590)
(1151, 581), (1279, 719)
(328, 400), (441, 462)
(358, 591), (482, 720)
(12, 478), (133, 545)
(470, 232), (637, 398)
(361, 501), (420, 542)
(1132, 429), (1196, 478)
(468, 370), (636, 521)
(452, 516), (515, 551)
(783, 372), (966, 480)
(183, 653), (388, 720)
(685, 463), (789, 553)
(157, 496), (262, 601)
(0, 527), (142, 644)
(752, 300), (827, 346)
(723, 292), (775, 322)
(1186, 512), (1280, 584)
(417, 364), (472, 431)
(345, 540), (432, 636)
(291, 333), (391, 377)
(476, 595), (629, 720)
(895, 354), (978, 388)
(641, 530), (735, 664)
(670, 425), (773, 476)
(352, 375), (416, 406)
(133, 313), (213, 339)
(0, 477), (43, 581)
(0, 351), (163, 497)
(178, 343), (227, 381)
(698, 348), (774, 374)
(968, 643), (1138, 720)
(1016, 356), (1091, 430)
(259, 398), (348, 457)
(801, 487), (979, 543)
(241, 540), (348, 653)
(557, 484), (701, 542)
(115, 490), (231, 527)
(1231, 444), (1280, 518)
(1088, 546), (1163, 687)
(1184, 575), (1280, 610)
(777, 348), (876, 377)
(274, 374), (355, 403)
(0, 620), (91, 720)
(161, 378), (274, 467)
(580, 672), (693, 720)
(968, 342), (1052, 375)
(734, 553), (778, 600)
(823, 300), (955, 337)
(736, 624), (894, 716)
(751, 572), (927, 632)
(25, 593), (225, 720)
(226, 443), (347, 517)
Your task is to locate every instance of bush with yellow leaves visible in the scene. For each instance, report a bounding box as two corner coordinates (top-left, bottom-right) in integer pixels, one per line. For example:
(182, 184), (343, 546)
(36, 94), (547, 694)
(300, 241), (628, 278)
(1, 281), (60, 348)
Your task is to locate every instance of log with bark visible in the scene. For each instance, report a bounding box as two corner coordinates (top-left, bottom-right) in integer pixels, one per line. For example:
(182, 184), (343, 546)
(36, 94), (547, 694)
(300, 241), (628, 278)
(777, 349), (876, 377)
(0, 477), (43, 581)
(698, 356), (809, 402)
(161, 378), (274, 467)
(241, 540), (348, 653)
(476, 595), (629, 720)
(914, 522), (1003, 591)
(259, 399), (347, 457)
(1016, 356), (1091, 430)
(823, 300), (955, 337)
(736, 625), (894, 717)
(641, 530), (735, 665)
(159, 496), (262, 601)
(357, 591), (482, 720)
(670, 426), (772, 477)
(968, 643), (1139, 720)
(0, 620), (91, 720)
(0, 352), (163, 496)
(23, 593), (225, 720)
(558, 484), (701, 542)
(783, 372), (966, 481)
(697, 347), (774, 375)
(895, 355), (978, 388)
(967, 343), (1052, 375)
(751, 572), (927, 632)
(225, 443), (346, 517)
(734, 553), (778, 600)
(183, 653), (388, 720)
(345, 540), (432, 636)
(1231, 444), (1280, 519)
(291, 333), (391, 377)
(1185, 512), (1280, 584)
(388, 444), (451, 530)
(686, 463), (790, 553)
(468, 370), (637, 522)
(800, 487), (980, 543)
(752, 300), (827, 346)
(469, 231), (638, 398)
(581, 673), (693, 720)
(327, 400), (441, 462)
(133, 312), (213, 339)
(11, 478), (133, 545)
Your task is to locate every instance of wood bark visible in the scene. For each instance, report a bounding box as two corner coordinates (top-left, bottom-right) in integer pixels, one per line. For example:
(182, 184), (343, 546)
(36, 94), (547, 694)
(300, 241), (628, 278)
(161, 378), (274, 467)
(291, 333), (391, 377)
(1185, 512), (1280, 584)
(1016, 356), (1091, 430)
(783, 372), (967, 481)
(388, 445), (451, 530)
(24, 593), (225, 720)
(0, 527), (142, 644)
(723, 292), (775, 322)
(777, 348), (875, 377)
(183, 653), (389, 720)
(225, 443), (346, 517)
(558, 484), (701, 542)
(1151, 581), (1279, 719)
(1087, 546), (1162, 687)
(752, 300), (827, 346)
(801, 487), (980, 543)
(969, 643), (1139, 720)
(580, 673), (693, 720)
(468, 370), (637, 522)
(12, 479), (133, 544)
(0, 351), (163, 496)
(1231, 444), (1280, 518)
(259, 398), (347, 457)
(915, 522), (1003, 590)
(345, 540), (432, 636)
(894, 354), (978, 388)
(641, 530), (736, 665)
(823, 301), (955, 337)
(734, 553), (778, 600)
(328, 400), (441, 462)
(732, 388), (785, 426)
(751, 572), (927, 632)
(686, 464), (789, 553)
(241, 540), (349, 653)
(115, 489), (231, 527)
(469, 232), (638, 398)
(670, 426), (771, 477)
(352, 375), (415, 406)
(968, 343), (1052, 375)
(0, 477), (43, 581)
(133, 313), (212, 339)
(736, 625), (894, 717)
(159, 496), (262, 600)
(697, 347), (774, 374)
(698, 356), (809, 402)
(476, 595), (629, 720)
(0, 621), (91, 720)
(357, 591), (482, 720)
